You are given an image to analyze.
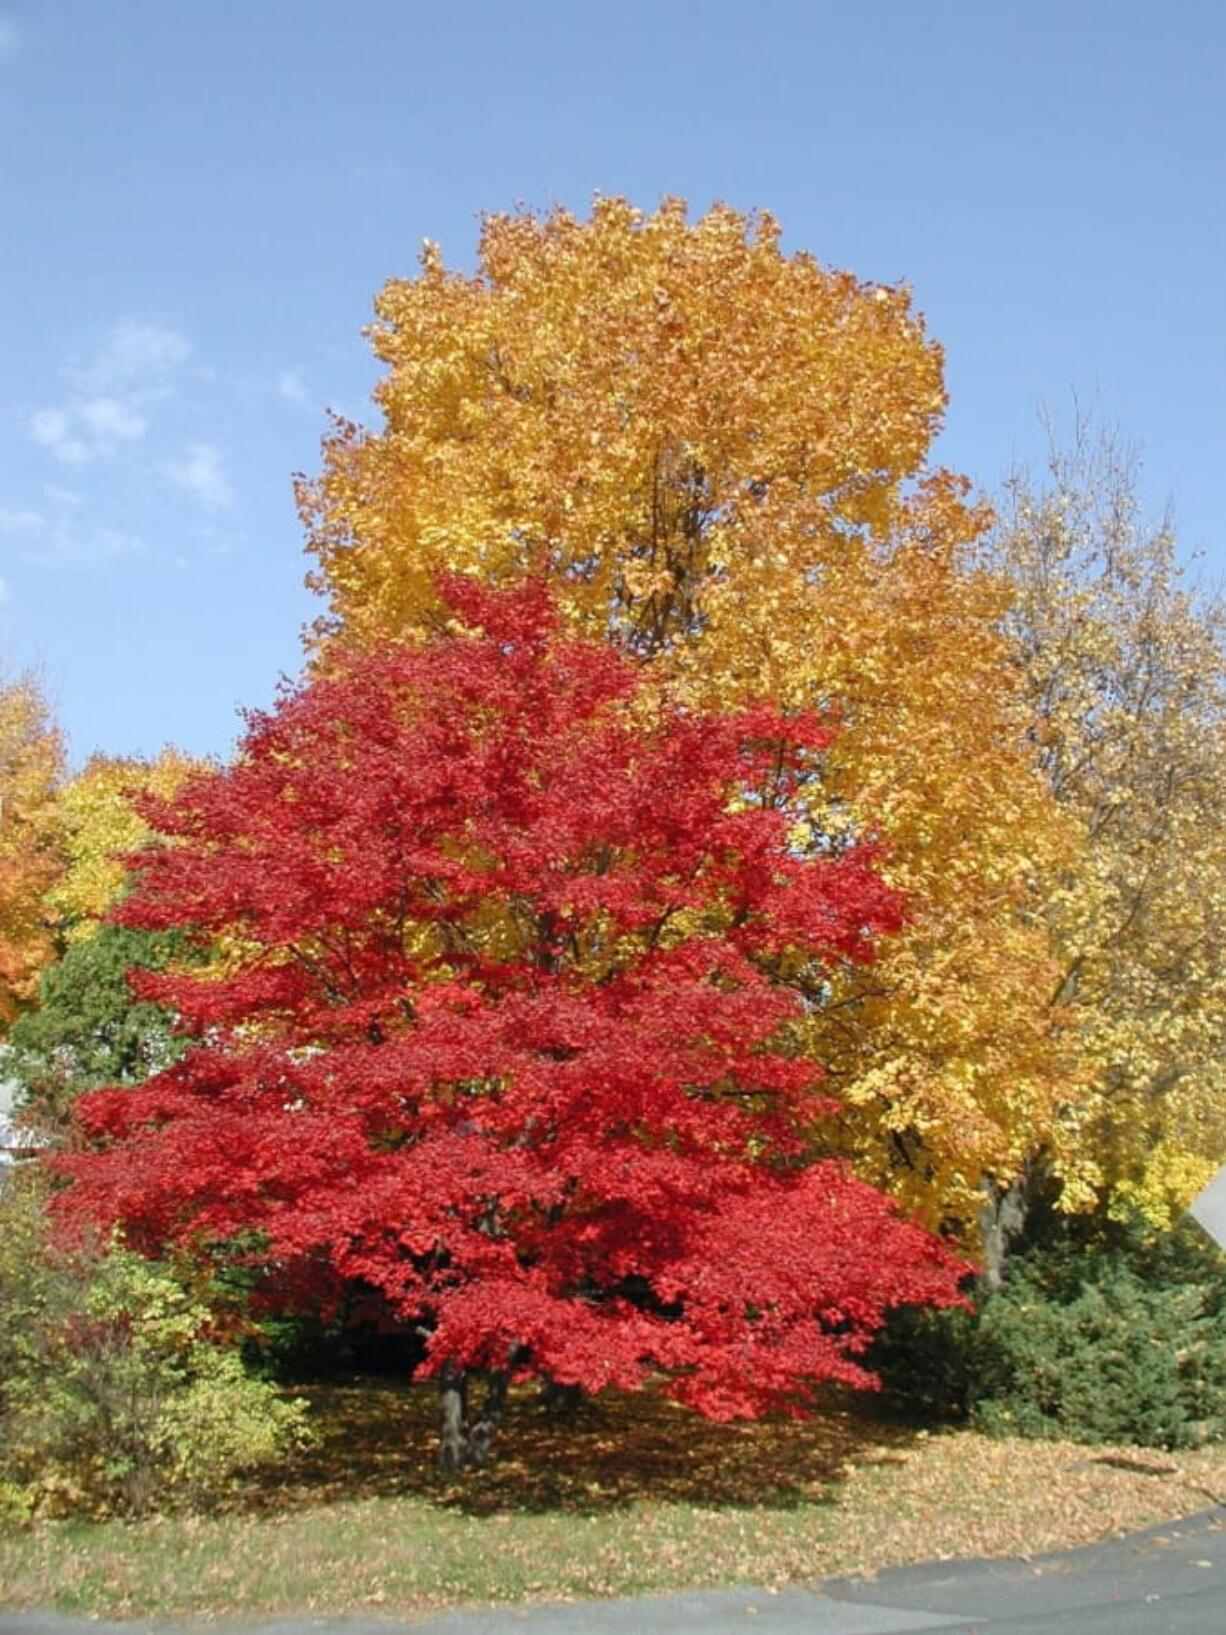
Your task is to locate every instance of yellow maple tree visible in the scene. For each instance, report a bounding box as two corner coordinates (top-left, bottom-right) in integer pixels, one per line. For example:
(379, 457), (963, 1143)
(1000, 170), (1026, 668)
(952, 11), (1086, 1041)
(0, 673), (64, 1024)
(299, 198), (1083, 1237)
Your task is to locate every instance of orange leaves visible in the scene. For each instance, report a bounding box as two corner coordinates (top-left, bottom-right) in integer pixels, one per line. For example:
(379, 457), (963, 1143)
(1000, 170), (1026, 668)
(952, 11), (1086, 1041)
(0, 673), (64, 1023)
(301, 197), (946, 658)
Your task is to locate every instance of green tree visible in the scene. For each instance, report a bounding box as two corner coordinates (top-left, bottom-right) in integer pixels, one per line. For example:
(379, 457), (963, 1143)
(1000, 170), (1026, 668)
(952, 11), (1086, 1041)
(4, 925), (189, 1135)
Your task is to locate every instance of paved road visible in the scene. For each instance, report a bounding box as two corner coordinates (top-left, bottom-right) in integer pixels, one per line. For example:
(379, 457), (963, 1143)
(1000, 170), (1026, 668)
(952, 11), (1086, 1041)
(2, 1508), (1223, 1634)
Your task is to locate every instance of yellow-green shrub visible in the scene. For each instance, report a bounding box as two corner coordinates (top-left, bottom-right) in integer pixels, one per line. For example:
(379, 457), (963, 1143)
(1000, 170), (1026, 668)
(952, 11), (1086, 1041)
(0, 1171), (308, 1519)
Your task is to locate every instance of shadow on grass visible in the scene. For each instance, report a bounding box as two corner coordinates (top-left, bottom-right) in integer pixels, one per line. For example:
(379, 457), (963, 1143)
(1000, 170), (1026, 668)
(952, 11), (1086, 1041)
(249, 1379), (918, 1517)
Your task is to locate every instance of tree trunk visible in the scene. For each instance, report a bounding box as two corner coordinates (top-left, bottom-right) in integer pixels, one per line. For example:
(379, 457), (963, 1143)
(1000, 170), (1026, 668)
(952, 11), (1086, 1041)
(438, 1368), (469, 1471)
(437, 1352), (524, 1470)
(466, 1369), (510, 1468)
(977, 1174), (1028, 1291)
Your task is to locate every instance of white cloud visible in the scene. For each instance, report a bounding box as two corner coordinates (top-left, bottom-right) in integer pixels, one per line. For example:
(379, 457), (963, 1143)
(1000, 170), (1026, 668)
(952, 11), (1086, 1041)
(0, 488), (143, 565)
(85, 525), (145, 560)
(78, 395), (147, 443)
(30, 396), (147, 464)
(13, 321), (236, 568)
(41, 520), (144, 563)
(29, 320), (191, 464)
(0, 20), (18, 63)
(29, 408), (91, 464)
(29, 408), (68, 446)
(68, 319), (192, 395)
(0, 505), (47, 536)
(164, 442), (234, 510)
(277, 369), (309, 406)
(0, 576), (8, 606)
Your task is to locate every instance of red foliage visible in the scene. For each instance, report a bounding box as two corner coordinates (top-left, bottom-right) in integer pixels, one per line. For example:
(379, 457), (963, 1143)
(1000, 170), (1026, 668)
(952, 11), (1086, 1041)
(59, 580), (967, 1418)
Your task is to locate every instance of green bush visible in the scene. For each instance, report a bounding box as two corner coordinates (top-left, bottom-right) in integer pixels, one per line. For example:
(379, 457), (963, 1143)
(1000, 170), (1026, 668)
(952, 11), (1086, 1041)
(866, 1298), (979, 1422)
(0, 1171), (309, 1521)
(871, 1220), (1226, 1449)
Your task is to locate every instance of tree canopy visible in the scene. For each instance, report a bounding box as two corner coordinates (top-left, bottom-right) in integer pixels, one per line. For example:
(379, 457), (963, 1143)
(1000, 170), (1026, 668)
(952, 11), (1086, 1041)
(299, 198), (1080, 1228)
(59, 581), (966, 1446)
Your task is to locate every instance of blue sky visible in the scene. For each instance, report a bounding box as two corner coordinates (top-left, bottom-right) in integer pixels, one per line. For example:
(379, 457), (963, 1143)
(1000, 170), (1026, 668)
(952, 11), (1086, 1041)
(1, 1), (1223, 766)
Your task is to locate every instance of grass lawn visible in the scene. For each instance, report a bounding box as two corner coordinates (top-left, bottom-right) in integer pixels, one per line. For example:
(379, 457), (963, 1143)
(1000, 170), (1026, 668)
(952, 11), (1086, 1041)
(3, 1381), (1225, 1620)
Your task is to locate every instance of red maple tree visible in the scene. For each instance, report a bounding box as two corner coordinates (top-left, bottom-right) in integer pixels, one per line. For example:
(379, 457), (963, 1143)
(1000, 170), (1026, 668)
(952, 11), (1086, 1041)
(59, 579), (967, 1465)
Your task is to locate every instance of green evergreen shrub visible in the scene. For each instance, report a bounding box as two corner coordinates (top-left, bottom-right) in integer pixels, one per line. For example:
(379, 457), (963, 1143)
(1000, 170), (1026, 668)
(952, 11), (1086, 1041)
(870, 1219), (1226, 1449)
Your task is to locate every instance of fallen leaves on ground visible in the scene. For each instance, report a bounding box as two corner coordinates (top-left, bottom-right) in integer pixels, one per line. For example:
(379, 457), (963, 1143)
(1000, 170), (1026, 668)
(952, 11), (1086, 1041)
(2, 1382), (1224, 1619)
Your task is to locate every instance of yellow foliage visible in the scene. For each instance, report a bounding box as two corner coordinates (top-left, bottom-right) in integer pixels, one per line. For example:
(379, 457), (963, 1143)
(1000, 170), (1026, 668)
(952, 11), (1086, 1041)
(49, 750), (199, 936)
(995, 431), (1226, 1216)
(0, 674), (64, 1023)
(304, 198), (946, 653)
(1109, 1144), (1219, 1231)
(300, 198), (1083, 1232)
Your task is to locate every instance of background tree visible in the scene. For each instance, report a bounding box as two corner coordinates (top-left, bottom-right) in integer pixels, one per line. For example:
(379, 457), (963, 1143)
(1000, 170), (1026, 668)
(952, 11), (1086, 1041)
(3, 750), (201, 1136)
(59, 581), (966, 1466)
(5, 925), (190, 1136)
(48, 750), (197, 937)
(0, 672), (64, 1025)
(992, 426), (1226, 1226)
(298, 198), (1080, 1235)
